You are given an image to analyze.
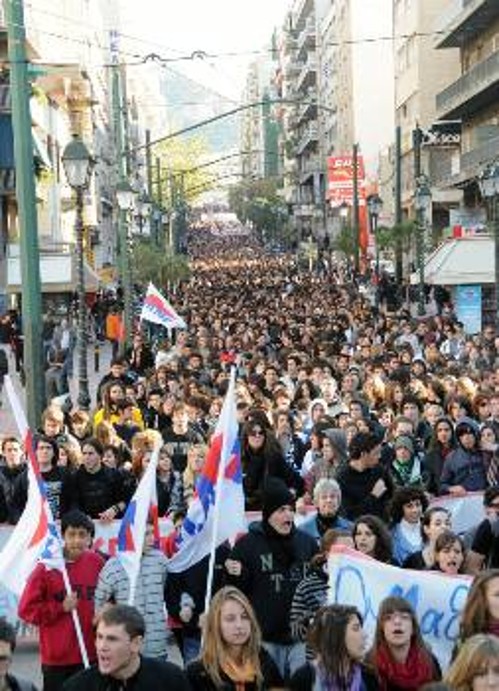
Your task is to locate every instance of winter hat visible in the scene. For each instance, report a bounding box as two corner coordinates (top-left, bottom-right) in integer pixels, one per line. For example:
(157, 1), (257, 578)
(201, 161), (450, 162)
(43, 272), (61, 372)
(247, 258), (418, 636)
(323, 428), (348, 463)
(262, 476), (295, 522)
(455, 416), (480, 441)
(394, 435), (414, 453)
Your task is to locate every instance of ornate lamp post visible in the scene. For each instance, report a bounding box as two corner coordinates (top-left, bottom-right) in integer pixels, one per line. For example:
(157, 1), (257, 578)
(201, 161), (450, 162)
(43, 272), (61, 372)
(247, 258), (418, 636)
(478, 162), (499, 330)
(116, 180), (137, 345)
(414, 175), (432, 317)
(367, 193), (384, 307)
(61, 134), (94, 409)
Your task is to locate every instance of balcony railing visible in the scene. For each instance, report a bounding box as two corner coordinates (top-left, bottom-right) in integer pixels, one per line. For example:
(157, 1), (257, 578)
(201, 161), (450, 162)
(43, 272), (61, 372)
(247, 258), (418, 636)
(436, 48), (499, 118)
(461, 134), (499, 173)
(296, 58), (317, 92)
(296, 123), (319, 155)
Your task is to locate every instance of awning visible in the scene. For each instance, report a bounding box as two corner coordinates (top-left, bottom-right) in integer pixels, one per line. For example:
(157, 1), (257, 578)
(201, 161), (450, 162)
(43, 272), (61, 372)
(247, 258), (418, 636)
(0, 115), (52, 171)
(410, 235), (495, 285)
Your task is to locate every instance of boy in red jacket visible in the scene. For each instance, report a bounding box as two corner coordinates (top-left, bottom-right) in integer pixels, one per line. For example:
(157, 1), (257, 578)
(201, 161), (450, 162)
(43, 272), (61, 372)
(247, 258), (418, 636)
(18, 510), (104, 691)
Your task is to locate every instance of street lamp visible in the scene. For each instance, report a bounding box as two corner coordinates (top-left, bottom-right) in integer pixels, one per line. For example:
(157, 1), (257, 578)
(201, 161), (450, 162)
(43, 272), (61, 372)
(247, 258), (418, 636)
(61, 134), (94, 410)
(414, 175), (432, 317)
(136, 193), (152, 235)
(116, 180), (137, 348)
(478, 161), (499, 330)
(367, 193), (383, 308)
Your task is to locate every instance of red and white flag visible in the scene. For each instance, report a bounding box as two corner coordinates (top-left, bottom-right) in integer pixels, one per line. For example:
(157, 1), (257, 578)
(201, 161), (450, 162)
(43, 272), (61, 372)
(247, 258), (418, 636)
(140, 282), (186, 329)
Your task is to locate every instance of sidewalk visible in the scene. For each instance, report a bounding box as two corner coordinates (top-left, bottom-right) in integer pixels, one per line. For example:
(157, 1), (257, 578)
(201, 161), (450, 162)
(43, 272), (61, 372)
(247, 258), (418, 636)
(0, 341), (113, 434)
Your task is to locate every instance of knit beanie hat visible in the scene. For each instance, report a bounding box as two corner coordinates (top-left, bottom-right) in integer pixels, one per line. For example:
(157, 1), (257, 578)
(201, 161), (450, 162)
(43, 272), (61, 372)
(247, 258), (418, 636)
(394, 435), (414, 453)
(262, 476), (295, 522)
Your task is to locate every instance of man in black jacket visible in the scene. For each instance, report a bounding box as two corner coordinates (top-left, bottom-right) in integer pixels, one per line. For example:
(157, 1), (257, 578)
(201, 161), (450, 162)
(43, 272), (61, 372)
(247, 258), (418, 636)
(225, 477), (318, 680)
(62, 605), (189, 691)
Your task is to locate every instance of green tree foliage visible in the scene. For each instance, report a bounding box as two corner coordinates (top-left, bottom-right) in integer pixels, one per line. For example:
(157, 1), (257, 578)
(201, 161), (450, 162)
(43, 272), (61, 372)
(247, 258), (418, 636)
(153, 136), (214, 207)
(333, 225), (357, 257)
(376, 221), (416, 252)
(132, 238), (190, 287)
(228, 178), (288, 241)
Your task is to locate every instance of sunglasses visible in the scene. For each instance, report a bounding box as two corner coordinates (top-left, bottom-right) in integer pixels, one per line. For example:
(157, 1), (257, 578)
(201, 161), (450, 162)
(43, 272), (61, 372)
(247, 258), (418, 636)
(249, 429), (264, 437)
(0, 655), (11, 662)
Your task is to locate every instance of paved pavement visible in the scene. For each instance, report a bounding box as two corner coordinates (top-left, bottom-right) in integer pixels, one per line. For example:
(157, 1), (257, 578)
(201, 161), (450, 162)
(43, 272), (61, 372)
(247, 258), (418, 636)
(0, 340), (113, 435)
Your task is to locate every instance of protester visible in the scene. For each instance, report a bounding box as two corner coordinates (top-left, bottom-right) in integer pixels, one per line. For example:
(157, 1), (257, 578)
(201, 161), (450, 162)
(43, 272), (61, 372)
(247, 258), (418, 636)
(299, 478), (351, 542)
(18, 510), (104, 691)
(445, 634), (499, 691)
(289, 604), (379, 691)
(94, 521), (170, 659)
(431, 530), (466, 575)
(467, 489), (499, 573)
(389, 487), (428, 566)
(225, 477), (317, 679)
(337, 432), (393, 521)
(61, 605), (190, 691)
(367, 596), (440, 690)
(0, 617), (38, 691)
(352, 515), (393, 564)
(402, 506), (452, 570)
(186, 586), (282, 691)
(458, 570), (499, 644)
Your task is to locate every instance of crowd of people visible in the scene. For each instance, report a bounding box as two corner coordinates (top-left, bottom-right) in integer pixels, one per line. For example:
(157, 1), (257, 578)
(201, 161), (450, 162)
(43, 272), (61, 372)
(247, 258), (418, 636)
(2, 224), (499, 690)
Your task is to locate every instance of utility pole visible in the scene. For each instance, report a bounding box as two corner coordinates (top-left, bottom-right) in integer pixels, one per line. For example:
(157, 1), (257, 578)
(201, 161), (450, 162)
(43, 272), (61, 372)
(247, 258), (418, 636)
(110, 31), (133, 348)
(395, 126), (403, 284)
(5, 0), (45, 426)
(145, 129), (156, 244)
(352, 143), (360, 273)
(155, 157), (163, 247)
(413, 125), (425, 316)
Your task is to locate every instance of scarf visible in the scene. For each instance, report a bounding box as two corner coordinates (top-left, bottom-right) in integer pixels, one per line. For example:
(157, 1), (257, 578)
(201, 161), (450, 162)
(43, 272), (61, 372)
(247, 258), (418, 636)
(376, 642), (434, 690)
(393, 457), (422, 487)
(314, 662), (363, 691)
(316, 513), (341, 537)
(221, 657), (257, 691)
(488, 620), (499, 638)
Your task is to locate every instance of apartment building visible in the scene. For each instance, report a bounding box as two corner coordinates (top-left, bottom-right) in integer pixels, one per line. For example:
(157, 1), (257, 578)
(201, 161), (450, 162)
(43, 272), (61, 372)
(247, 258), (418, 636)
(393, 0), (461, 228)
(435, 0), (499, 225)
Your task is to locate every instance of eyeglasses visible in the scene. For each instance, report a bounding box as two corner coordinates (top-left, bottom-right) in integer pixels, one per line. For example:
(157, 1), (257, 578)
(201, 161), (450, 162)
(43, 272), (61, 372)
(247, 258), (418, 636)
(0, 655), (11, 662)
(249, 429), (264, 437)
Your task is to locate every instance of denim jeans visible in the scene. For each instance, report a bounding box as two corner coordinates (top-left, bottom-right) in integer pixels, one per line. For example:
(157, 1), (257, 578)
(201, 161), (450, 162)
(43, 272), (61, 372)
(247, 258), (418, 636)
(262, 641), (306, 681)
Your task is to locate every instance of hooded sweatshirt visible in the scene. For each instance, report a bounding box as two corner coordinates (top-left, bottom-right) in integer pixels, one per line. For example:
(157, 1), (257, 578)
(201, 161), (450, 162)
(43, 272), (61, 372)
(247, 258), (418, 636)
(440, 417), (487, 494)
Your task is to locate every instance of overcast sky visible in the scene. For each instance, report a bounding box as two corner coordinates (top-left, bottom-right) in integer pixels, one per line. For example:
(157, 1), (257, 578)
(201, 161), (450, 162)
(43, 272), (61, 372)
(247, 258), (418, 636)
(121, 0), (291, 99)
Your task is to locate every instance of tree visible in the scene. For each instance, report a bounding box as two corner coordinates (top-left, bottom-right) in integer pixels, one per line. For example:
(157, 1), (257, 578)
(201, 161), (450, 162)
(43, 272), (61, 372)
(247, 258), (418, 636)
(131, 237), (190, 287)
(376, 221), (416, 253)
(228, 178), (288, 243)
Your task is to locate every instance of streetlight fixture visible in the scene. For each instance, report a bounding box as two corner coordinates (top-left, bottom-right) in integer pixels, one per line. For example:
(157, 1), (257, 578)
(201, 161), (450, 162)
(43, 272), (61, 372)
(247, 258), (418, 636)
(478, 161), (499, 330)
(135, 193), (152, 235)
(116, 179), (137, 348)
(367, 193), (383, 308)
(61, 133), (94, 410)
(414, 175), (432, 317)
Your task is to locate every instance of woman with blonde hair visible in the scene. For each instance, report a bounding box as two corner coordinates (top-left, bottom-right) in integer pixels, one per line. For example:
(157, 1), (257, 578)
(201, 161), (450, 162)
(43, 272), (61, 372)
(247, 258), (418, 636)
(459, 570), (499, 644)
(445, 634), (499, 690)
(186, 586), (282, 691)
(183, 443), (208, 507)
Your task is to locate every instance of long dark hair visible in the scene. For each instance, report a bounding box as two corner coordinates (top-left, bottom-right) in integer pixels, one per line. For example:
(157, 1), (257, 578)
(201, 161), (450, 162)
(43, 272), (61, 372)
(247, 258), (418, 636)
(353, 514), (392, 563)
(308, 605), (363, 689)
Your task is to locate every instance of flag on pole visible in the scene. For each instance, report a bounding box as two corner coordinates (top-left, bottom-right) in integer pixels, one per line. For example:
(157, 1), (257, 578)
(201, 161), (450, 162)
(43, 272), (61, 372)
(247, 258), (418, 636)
(1, 376), (90, 667)
(168, 368), (245, 573)
(140, 282), (186, 329)
(116, 444), (160, 604)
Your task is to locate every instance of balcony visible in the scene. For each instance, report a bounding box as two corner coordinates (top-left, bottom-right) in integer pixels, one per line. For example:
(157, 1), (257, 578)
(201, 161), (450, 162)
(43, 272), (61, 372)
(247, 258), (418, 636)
(295, 58), (317, 93)
(436, 48), (499, 119)
(296, 18), (315, 60)
(295, 97), (317, 126)
(436, 0), (499, 48)
(435, 134), (499, 188)
(299, 155), (322, 184)
(296, 123), (318, 155)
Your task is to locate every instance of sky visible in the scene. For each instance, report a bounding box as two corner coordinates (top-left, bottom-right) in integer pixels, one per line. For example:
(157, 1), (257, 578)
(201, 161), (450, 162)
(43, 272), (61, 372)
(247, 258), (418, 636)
(121, 0), (291, 100)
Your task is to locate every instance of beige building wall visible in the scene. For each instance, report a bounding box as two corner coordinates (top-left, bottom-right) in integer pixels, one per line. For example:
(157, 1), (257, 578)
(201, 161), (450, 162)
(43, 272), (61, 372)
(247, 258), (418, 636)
(394, 0), (460, 207)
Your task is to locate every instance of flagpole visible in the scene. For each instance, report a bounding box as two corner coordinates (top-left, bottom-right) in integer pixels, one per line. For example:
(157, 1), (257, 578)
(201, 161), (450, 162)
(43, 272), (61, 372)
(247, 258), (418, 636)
(125, 442), (161, 606)
(5, 376), (90, 668)
(203, 367), (236, 615)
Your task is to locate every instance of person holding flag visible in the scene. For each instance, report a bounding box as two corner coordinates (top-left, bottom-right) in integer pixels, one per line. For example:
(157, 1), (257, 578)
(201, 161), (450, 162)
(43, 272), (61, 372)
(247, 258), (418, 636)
(18, 510), (104, 691)
(95, 440), (169, 659)
(94, 520), (169, 660)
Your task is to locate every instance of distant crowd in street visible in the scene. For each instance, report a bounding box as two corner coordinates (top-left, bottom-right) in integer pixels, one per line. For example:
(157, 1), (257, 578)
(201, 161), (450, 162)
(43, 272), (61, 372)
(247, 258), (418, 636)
(2, 223), (499, 690)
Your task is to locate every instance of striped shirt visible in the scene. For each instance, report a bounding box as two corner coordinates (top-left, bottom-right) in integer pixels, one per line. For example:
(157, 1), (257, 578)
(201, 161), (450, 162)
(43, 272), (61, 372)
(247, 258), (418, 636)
(94, 549), (169, 658)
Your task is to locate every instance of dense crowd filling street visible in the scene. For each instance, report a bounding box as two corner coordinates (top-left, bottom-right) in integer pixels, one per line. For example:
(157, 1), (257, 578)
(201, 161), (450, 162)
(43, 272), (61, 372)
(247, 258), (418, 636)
(2, 223), (499, 690)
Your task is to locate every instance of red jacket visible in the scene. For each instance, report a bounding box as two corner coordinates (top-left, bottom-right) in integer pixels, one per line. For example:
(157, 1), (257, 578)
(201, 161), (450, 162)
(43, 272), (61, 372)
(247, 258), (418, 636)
(18, 550), (104, 666)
